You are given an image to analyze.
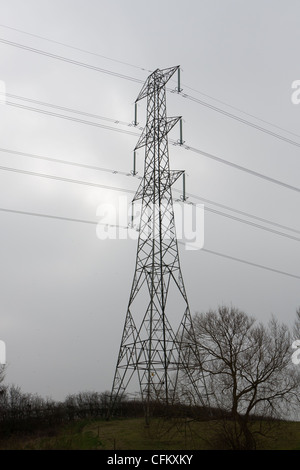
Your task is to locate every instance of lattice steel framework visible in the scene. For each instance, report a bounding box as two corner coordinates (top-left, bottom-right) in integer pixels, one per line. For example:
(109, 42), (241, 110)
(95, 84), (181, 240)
(109, 66), (196, 422)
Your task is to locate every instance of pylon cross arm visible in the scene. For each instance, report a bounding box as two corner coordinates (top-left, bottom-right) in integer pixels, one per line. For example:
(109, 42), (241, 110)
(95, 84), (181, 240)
(135, 117), (181, 151)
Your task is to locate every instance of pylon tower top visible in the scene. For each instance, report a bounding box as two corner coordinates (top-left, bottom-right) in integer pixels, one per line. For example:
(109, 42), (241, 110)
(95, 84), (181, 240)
(135, 66), (179, 103)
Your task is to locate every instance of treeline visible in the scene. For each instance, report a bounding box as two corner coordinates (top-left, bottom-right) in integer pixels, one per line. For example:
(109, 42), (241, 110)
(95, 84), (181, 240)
(0, 384), (219, 439)
(0, 386), (115, 438)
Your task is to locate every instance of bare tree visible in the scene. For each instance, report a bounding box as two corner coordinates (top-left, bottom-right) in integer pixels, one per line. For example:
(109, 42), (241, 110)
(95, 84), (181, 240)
(181, 306), (300, 449)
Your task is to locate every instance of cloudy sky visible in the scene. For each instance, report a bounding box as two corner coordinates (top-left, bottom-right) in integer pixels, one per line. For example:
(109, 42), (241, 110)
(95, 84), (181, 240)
(0, 0), (300, 400)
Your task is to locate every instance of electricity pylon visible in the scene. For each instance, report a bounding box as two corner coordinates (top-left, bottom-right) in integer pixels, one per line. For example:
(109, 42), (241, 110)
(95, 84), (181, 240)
(109, 66), (197, 424)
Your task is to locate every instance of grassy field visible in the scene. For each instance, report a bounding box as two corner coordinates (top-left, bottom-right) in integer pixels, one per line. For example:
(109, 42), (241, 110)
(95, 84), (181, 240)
(1, 417), (300, 450)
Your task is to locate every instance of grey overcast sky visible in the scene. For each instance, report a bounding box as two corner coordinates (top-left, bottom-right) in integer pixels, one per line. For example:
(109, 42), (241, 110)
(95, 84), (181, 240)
(0, 0), (299, 400)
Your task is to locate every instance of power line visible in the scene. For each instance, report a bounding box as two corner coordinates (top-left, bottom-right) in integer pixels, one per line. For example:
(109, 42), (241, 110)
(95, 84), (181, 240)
(3, 36), (300, 151)
(0, 164), (136, 194)
(6, 93), (143, 131)
(0, 161), (299, 243)
(0, 24), (152, 73)
(2, 22), (299, 144)
(178, 143), (300, 194)
(6, 101), (140, 138)
(177, 192), (300, 236)
(179, 92), (300, 149)
(3, 97), (300, 242)
(181, 83), (300, 141)
(0, 37), (144, 84)
(0, 207), (128, 229)
(200, 247), (300, 281)
(1, 31), (298, 308)
(1, 146), (298, 238)
(0, 205), (299, 281)
(175, 199), (300, 243)
(6, 95), (300, 194)
(0, 147), (141, 178)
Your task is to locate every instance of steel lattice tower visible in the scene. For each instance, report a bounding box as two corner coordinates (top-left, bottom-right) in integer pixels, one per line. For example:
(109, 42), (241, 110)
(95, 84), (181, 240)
(109, 66), (196, 422)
